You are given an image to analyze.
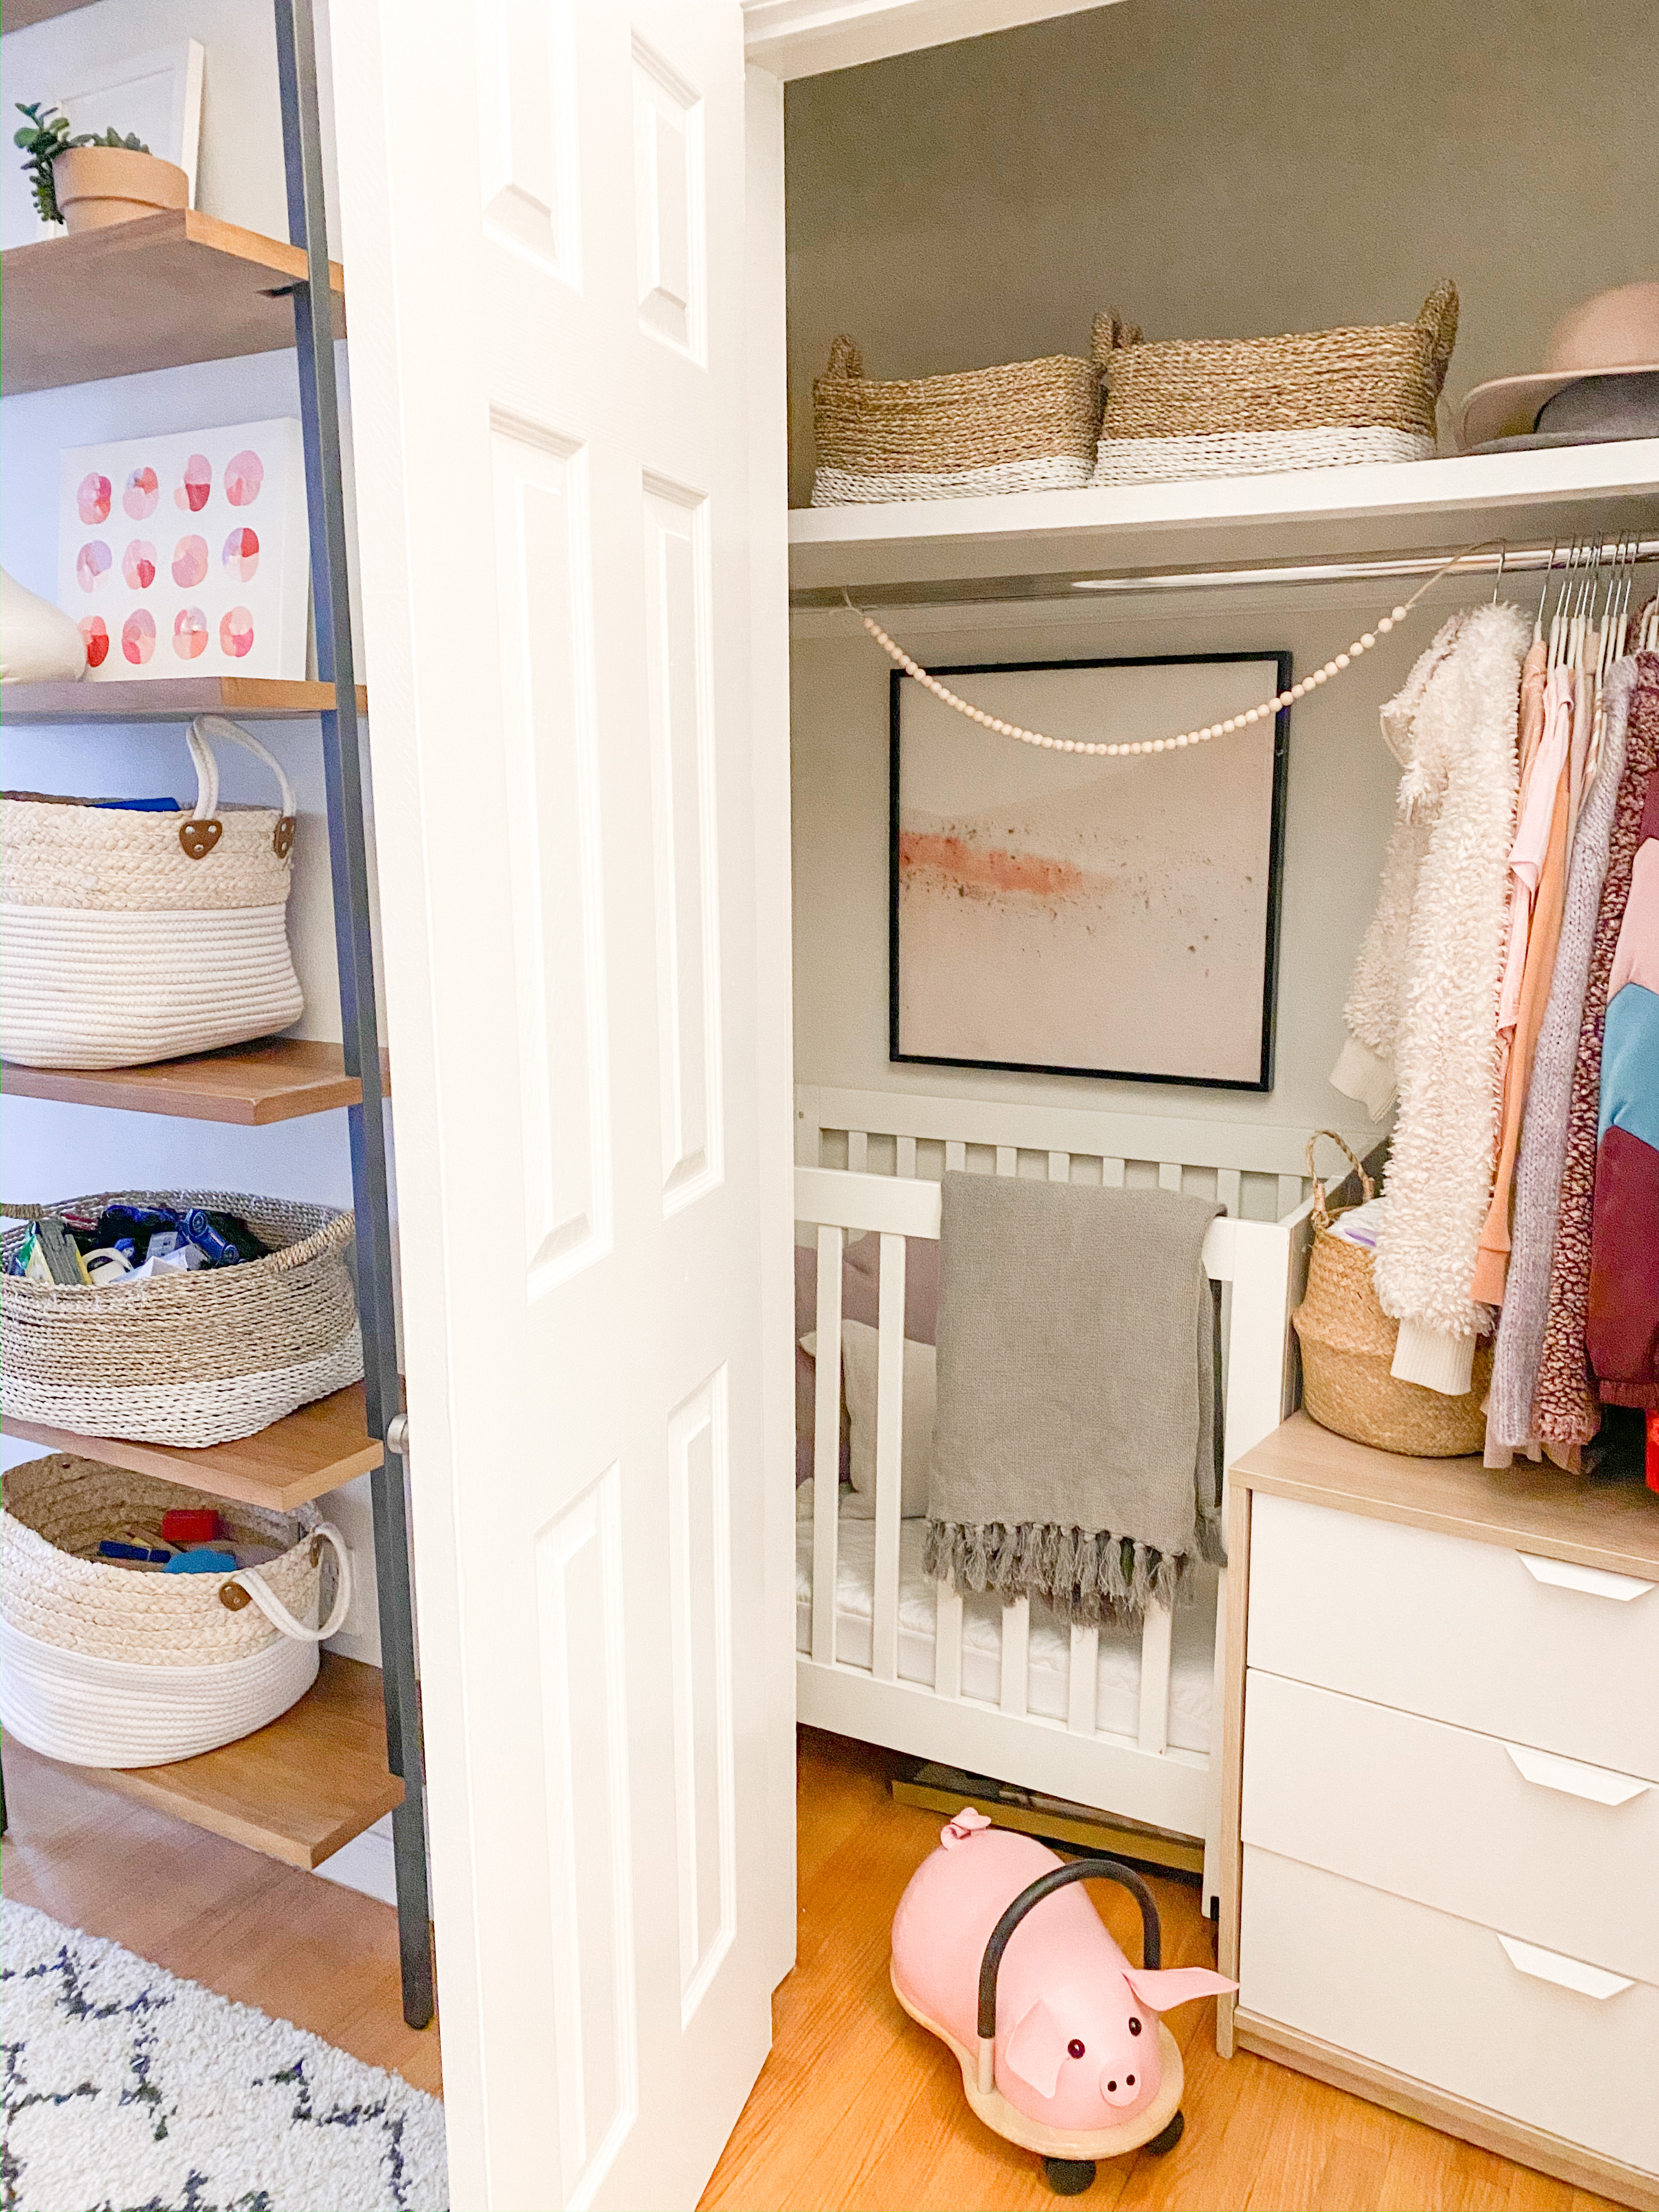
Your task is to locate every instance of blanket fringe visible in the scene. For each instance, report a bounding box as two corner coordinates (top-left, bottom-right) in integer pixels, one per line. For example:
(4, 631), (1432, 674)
(922, 1519), (1207, 1627)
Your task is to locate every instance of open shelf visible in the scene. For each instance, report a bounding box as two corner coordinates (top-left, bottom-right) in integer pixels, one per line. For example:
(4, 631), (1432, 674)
(1, 676), (368, 724)
(1, 208), (345, 397)
(2, 1383), (382, 1514)
(787, 441), (1659, 603)
(59, 1654), (405, 1869)
(2, 1039), (390, 1126)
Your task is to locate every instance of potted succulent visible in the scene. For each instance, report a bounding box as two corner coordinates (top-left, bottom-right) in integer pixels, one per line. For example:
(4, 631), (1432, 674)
(14, 101), (187, 234)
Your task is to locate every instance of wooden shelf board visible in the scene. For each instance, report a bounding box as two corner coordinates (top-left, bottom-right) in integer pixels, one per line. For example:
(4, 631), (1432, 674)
(2, 1383), (382, 1514)
(1, 208), (345, 397)
(1, 676), (368, 724)
(788, 441), (1659, 600)
(2, 1039), (390, 1126)
(1231, 1410), (1659, 1582)
(52, 1654), (405, 1870)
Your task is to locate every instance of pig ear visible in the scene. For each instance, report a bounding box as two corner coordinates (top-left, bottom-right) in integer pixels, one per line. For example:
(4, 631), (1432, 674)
(1003, 1996), (1070, 2100)
(1122, 1965), (1238, 2015)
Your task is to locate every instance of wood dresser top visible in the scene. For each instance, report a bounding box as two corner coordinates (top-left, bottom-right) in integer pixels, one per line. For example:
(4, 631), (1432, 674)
(1232, 1412), (1659, 1581)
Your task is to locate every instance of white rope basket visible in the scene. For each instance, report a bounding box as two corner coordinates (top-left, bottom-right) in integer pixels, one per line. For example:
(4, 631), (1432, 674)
(0, 1453), (352, 1767)
(0, 1189), (362, 1447)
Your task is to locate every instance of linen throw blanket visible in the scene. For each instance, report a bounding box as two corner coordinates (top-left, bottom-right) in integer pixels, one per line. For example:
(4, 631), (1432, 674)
(923, 1172), (1224, 1625)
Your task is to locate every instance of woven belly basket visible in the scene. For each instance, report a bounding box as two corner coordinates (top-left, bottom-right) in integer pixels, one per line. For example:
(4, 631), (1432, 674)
(1, 1454), (352, 1767)
(1, 1190), (362, 1447)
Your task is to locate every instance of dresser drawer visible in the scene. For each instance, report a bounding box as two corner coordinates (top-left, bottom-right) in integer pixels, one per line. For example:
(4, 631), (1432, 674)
(1247, 1494), (1659, 1781)
(1243, 1669), (1659, 1984)
(1239, 1846), (1659, 2175)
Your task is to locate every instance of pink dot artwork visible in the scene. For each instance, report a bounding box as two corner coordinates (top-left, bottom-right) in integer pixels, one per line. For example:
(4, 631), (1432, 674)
(79, 614), (109, 668)
(122, 466), (160, 520)
(222, 526), (259, 582)
(77, 472), (112, 525)
(173, 454), (213, 512)
(121, 539), (157, 591)
(122, 609), (157, 665)
(173, 606), (210, 660)
(219, 605), (255, 658)
(75, 540), (112, 592)
(223, 449), (264, 508)
(172, 535), (209, 586)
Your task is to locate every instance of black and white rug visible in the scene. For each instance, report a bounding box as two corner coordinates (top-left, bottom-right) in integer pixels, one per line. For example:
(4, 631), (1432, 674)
(1, 1899), (447, 2212)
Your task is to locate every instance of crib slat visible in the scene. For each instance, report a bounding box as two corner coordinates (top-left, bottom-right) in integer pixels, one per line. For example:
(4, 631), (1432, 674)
(896, 1135), (918, 1179)
(1067, 1624), (1098, 1735)
(847, 1130), (869, 1174)
(1101, 1156), (1126, 1188)
(1137, 1599), (1174, 1754)
(995, 1145), (1017, 1178)
(934, 1583), (963, 1699)
(945, 1141), (966, 1173)
(871, 1232), (906, 1684)
(1216, 1167), (1243, 1219)
(1000, 1597), (1030, 1716)
(811, 1225), (844, 1667)
(1158, 1161), (1184, 1193)
(1047, 1150), (1070, 1182)
(1277, 1172), (1303, 1222)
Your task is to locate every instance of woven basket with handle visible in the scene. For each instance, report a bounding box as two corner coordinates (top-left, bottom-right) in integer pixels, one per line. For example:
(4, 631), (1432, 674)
(811, 335), (1101, 506)
(1291, 1131), (1489, 1458)
(1091, 281), (1458, 484)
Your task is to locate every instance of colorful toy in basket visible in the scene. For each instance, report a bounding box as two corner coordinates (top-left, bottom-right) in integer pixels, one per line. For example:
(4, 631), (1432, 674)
(890, 1810), (1234, 2195)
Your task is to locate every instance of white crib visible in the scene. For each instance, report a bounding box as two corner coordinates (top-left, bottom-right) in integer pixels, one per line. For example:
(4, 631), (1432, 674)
(793, 1085), (1330, 1910)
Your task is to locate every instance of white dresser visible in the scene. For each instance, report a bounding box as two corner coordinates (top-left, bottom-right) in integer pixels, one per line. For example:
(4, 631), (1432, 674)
(1218, 1414), (1659, 2212)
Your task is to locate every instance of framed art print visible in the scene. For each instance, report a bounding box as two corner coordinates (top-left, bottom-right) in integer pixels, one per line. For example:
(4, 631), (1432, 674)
(890, 653), (1291, 1090)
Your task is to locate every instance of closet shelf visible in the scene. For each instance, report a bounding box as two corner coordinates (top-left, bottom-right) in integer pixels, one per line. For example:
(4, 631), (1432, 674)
(65, 1654), (405, 1870)
(1, 1383), (382, 1515)
(0, 210), (345, 397)
(1, 677), (368, 724)
(787, 441), (1659, 602)
(2, 1040), (391, 1126)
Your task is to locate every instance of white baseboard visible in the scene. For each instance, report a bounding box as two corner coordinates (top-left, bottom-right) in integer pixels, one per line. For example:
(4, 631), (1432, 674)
(314, 1814), (397, 1906)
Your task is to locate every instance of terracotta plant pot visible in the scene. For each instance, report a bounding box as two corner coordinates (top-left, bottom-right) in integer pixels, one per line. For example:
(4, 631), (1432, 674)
(53, 146), (188, 234)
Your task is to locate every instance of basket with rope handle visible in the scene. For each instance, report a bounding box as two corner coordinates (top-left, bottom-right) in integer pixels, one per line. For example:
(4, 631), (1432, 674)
(1291, 1130), (1489, 1458)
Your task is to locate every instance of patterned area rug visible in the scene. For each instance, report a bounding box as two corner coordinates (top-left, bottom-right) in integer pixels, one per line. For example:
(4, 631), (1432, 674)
(1, 1899), (447, 2211)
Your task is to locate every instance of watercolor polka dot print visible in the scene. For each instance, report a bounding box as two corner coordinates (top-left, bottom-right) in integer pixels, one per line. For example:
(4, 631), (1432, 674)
(219, 606), (255, 658)
(79, 614), (109, 668)
(222, 527), (259, 582)
(122, 609), (156, 664)
(173, 607), (210, 660)
(223, 450), (264, 508)
(76, 540), (112, 592)
(123, 466), (160, 520)
(174, 454), (213, 511)
(172, 535), (209, 587)
(121, 540), (157, 591)
(77, 472), (111, 525)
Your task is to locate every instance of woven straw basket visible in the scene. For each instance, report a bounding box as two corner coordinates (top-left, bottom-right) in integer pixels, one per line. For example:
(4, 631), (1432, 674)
(1, 1453), (351, 1767)
(1291, 1133), (1489, 1458)
(1, 1190), (362, 1447)
(0, 714), (303, 1069)
(1092, 281), (1459, 485)
(811, 335), (1100, 506)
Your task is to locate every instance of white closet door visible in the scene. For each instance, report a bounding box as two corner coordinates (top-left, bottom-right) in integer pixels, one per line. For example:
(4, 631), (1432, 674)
(329, 5), (781, 2207)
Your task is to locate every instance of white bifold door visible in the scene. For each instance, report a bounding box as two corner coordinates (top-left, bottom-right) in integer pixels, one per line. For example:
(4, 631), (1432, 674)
(328, 4), (789, 2206)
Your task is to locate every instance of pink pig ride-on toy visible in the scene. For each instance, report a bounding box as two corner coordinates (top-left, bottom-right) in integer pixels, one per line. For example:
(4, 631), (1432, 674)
(890, 1810), (1237, 2196)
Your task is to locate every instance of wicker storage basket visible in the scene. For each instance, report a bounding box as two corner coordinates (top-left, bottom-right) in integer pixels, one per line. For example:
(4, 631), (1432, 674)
(1, 1190), (362, 1447)
(0, 714), (303, 1070)
(1291, 1133), (1489, 1458)
(0, 1453), (351, 1767)
(1091, 281), (1458, 486)
(811, 335), (1100, 506)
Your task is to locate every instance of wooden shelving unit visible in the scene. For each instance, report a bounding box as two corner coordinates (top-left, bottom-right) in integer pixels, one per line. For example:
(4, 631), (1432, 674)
(2, 1039), (390, 1125)
(2, 1383), (382, 1514)
(77, 1654), (405, 1870)
(1, 676), (368, 724)
(0, 210), (345, 398)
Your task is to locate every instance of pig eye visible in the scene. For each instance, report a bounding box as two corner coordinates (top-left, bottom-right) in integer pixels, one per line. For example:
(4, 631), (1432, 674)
(1066, 2038), (1085, 2059)
(1127, 2017), (1143, 2036)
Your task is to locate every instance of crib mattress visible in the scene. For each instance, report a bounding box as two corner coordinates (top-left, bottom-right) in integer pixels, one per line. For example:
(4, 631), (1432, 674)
(795, 1512), (1215, 1753)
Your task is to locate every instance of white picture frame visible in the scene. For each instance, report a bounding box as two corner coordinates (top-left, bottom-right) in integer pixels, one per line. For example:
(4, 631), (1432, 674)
(2, 39), (205, 250)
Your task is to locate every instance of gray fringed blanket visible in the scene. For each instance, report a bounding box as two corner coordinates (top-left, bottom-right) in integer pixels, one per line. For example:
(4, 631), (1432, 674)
(923, 1172), (1224, 1625)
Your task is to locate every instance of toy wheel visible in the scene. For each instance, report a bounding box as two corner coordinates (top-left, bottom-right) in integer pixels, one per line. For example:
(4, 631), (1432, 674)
(1042, 2157), (1096, 2195)
(1143, 2111), (1185, 2155)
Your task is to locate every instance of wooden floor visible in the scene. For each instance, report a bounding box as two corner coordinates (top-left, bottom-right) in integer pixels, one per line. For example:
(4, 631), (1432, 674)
(0, 1731), (442, 2098)
(701, 1729), (1618, 2212)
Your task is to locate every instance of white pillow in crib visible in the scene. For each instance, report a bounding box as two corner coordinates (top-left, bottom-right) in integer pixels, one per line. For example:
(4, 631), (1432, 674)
(801, 1318), (935, 1519)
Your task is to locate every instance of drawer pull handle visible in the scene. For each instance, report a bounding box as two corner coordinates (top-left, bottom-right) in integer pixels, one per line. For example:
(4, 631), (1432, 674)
(1515, 1553), (1655, 1602)
(1497, 1934), (1634, 2000)
(1503, 1742), (1651, 1805)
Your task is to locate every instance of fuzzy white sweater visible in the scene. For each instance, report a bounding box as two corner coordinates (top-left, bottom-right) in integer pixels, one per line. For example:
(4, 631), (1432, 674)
(1333, 603), (1526, 1390)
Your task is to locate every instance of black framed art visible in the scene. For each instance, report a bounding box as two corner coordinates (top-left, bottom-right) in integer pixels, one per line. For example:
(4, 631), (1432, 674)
(889, 652), (1292, 1091)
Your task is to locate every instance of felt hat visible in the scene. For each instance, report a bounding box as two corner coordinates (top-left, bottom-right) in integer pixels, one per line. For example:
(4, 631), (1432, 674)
(1456, 282), (1659, 453)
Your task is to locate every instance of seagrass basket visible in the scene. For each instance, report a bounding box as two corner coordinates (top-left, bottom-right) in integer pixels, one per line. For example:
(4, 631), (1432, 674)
(1092, 281), (1458, 485)
(1290, 1132), (1489, 1458)
(811, 335), (1100, 506)
(0, 1190), (362, 1447)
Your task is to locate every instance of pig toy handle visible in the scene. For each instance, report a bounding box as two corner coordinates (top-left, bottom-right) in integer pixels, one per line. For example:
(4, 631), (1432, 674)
(975, 1857), (1161, 2096)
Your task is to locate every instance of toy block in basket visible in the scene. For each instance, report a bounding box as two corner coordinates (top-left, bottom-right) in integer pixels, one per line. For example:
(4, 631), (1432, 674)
(1091, 280), (1458, 484)
(811, 335), (1101, 505)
